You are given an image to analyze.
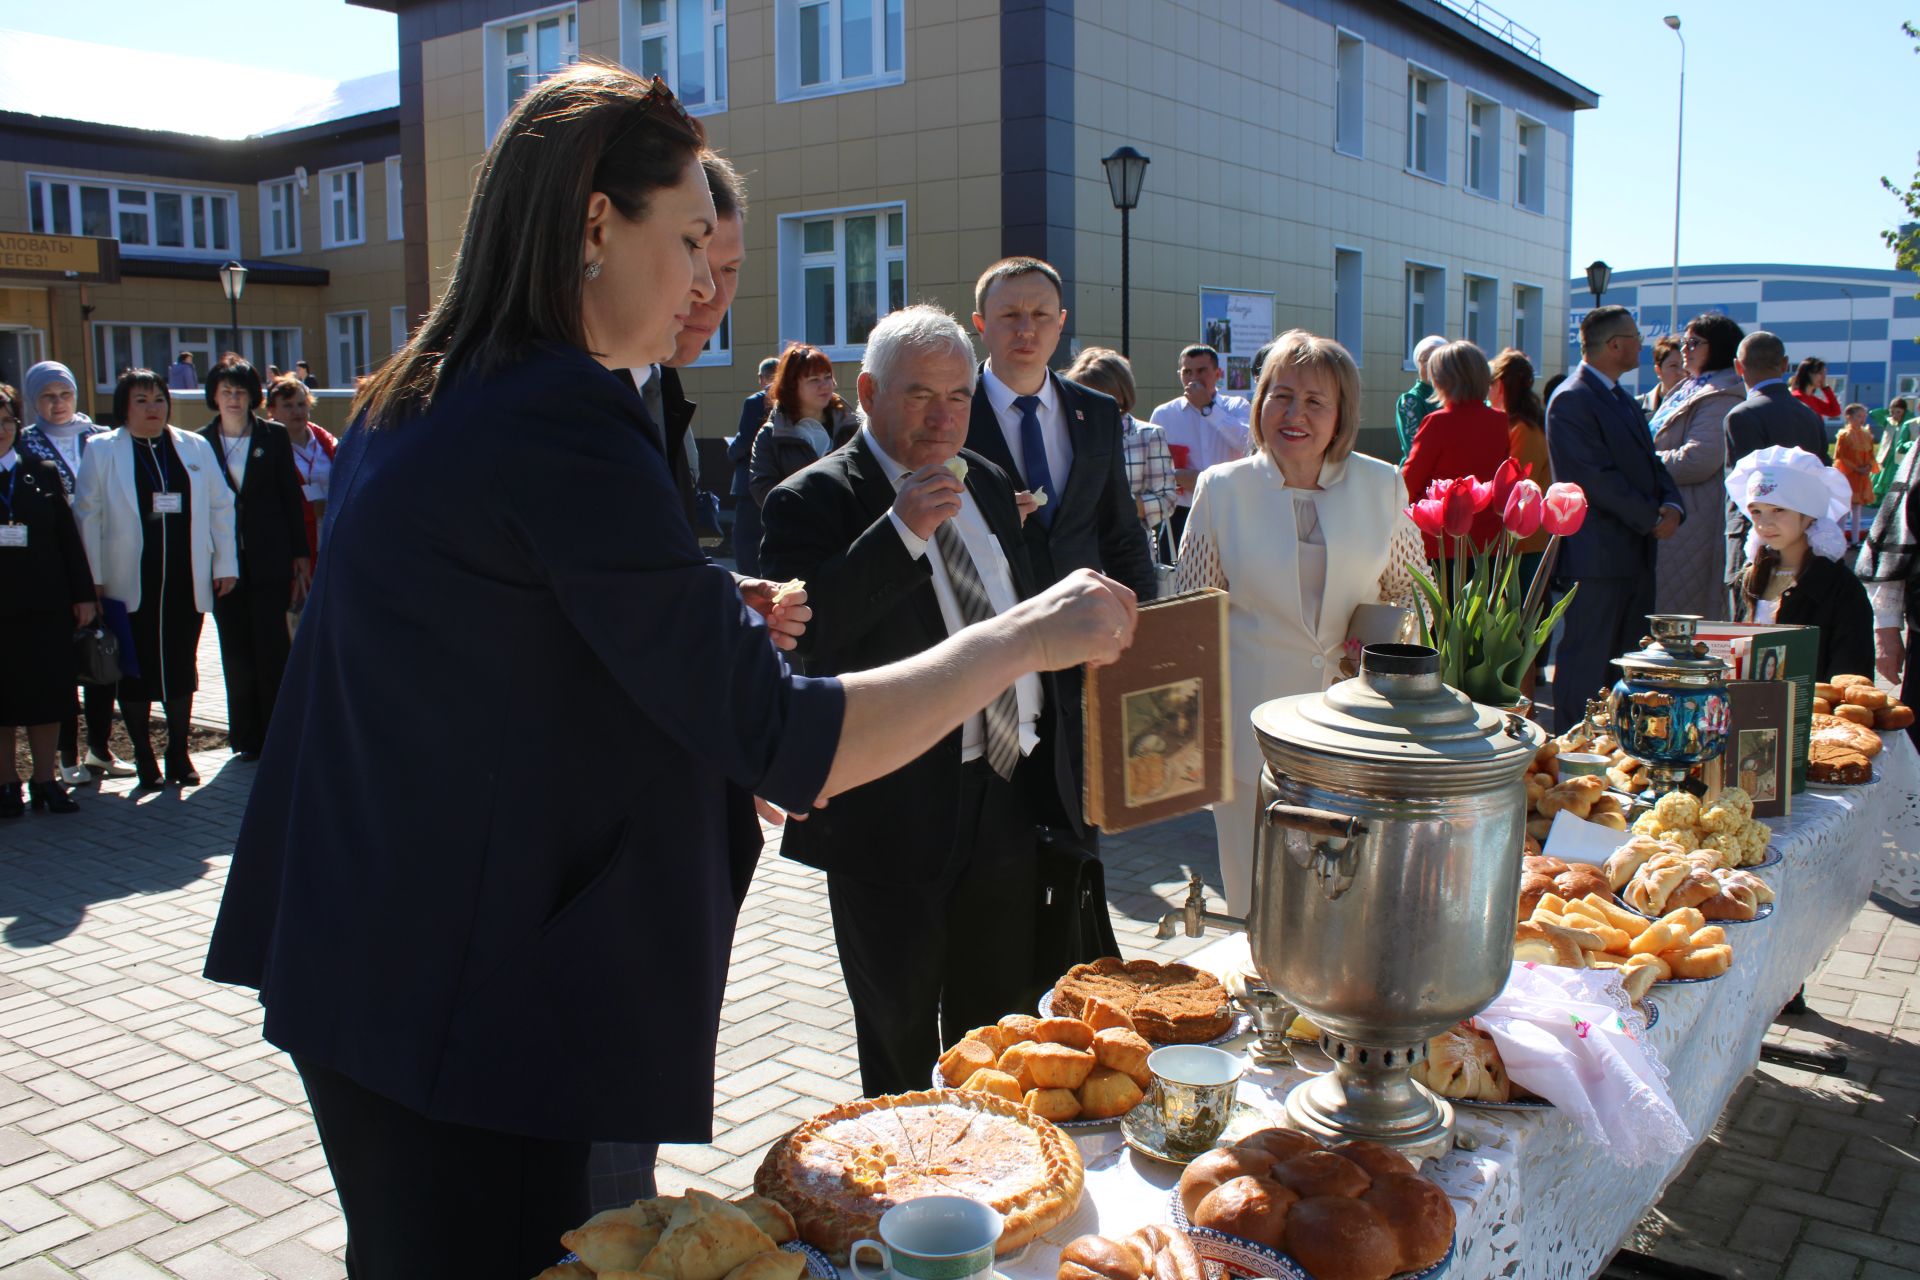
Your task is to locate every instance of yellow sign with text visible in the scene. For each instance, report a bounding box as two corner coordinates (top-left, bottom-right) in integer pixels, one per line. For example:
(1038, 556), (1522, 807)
(0, 233), (120, 284)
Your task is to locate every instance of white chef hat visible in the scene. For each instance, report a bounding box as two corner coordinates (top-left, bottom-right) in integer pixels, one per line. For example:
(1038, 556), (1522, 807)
(1724, 445), (1851, 563)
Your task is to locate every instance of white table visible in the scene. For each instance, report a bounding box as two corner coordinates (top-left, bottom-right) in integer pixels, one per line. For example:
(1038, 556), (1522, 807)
(1006, 741), (1916, 1279)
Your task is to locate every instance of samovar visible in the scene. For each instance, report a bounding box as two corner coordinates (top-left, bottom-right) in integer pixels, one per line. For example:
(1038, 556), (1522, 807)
(1607, 614), (1730, 794)
(1247, 644), (1541, 1156)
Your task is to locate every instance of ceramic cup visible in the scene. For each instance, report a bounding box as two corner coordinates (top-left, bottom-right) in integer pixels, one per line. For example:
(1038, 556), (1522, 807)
(849, 1196), (1004, 1280)
(1147, 1044), (1245, 1153)
(1556, 751), (1613, 779)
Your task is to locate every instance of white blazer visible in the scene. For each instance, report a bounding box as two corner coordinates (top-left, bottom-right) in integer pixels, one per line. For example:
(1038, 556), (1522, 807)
(74, 427), (238, 614)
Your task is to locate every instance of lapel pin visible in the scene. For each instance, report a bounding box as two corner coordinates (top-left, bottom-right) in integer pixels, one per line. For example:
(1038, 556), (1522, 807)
(253, 447), (265, 458)
(1074, 410), (1085, 421)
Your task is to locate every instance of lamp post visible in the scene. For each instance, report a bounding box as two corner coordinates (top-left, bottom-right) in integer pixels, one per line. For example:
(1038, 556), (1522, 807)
(1586, 260), (1612, 308)
(1101, 146), (1150, 358)
(218, 261), (248, 362)
(1664, 15), (1685, 338)
(1840, 286), (1855, 397)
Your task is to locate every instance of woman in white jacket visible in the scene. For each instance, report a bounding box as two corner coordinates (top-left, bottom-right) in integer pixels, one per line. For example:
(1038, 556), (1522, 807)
(75, 371), (237, 786)
(1173, 330), (1424, 915)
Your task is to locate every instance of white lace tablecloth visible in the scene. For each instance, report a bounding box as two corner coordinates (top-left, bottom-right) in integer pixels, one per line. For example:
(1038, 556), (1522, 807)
(1002, 754), (1912, 1280)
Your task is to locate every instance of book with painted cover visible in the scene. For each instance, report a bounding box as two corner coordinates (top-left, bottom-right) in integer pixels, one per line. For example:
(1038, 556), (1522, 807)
(1082, 588), (1229, 833)
(1703, 679), (1794, 818)
(1693, 622), (1818, 794)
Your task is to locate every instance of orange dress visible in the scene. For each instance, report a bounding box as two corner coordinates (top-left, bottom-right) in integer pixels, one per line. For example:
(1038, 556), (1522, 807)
(1832, 423), (1879, 506)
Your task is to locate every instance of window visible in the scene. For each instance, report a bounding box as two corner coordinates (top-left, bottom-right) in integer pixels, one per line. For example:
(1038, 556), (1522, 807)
(1513, 284), (1542, 365)
(1465, 97), (1499, 198)
(91, 323), (299, 391)
(624, 0), (728, 114)
(260, 177), (300, 255)
(0, 329), (46, 391)
(1405, 263), (1446, 366)
(320, 164), (365, 249)
(1516, 117), (1545, 213)
(1406, 65), (1447, 180)
(391, 306), (410, 354)
(28, 173), (235, 259)
(1898, 374), (1920, 398)
(775, 0), (904, 101)
(1333, 248), (1364, 362)
(693, 307), (732, 367)
(327, 311), (371, 388)
(1334, 31), (1365, 157)
(385, 156), (404, 241)
(1463, 275), (1495, 349)
(779, 203), (906, 356)
(485, 5), (579, 139)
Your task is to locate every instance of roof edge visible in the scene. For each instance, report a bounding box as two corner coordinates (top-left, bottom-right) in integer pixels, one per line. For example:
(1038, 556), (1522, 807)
(1384, 0), (1600, 109)
(0, 107), (399, 153)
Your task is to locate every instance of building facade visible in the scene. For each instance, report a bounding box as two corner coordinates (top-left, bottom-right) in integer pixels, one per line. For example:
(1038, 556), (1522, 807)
(1567, 262), (1920, 412)
(372, 0), (1593, 457)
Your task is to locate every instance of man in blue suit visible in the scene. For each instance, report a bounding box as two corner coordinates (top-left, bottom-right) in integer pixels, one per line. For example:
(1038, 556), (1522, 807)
(1547, 306), (1685, 731)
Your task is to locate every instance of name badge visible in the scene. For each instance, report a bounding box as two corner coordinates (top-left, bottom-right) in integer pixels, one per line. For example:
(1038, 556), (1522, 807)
(0, 525), (26, 548)
(301, 483), (326, 502)
(152, 492), (184, 515)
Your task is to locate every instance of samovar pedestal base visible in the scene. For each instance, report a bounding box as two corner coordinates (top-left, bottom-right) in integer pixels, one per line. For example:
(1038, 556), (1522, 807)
(1282, 1052), (1455, 1162)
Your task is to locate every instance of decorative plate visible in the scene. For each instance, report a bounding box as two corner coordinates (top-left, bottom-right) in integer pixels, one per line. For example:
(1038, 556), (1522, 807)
(1451, 1094), (1554, 1112)
(1626, 898), (1775, 925)
(1119, 1098), (1269, 1165)
(556, 1243), (836, 1278)
(1172, 1205), (1454, 1278)
(1642, 995), (1661, 1029)
(1746, 845), (1783, 871)
(1039, 987), (1251, 1047)
(926, 1063), (1120, 1130)
(1655, 970), (1725, 985)
(1807, 767), (1879, 790)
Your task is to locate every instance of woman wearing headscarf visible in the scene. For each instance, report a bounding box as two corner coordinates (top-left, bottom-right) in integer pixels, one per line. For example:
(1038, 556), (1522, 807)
(1861, 436), (1920, 746)
(1727, 446), (1871, 681)
(74, 371), (238, 786)
(1648, 313), (1745, 620)
(0, 384), (97, 816)
(747, 343), (860, 508)
(16, 360), (129, 784)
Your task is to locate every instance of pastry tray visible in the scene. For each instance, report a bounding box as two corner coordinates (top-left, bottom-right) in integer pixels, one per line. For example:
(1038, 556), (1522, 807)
(1039, 987), (1252, 1047)
(928, 1063), (1120, 1129)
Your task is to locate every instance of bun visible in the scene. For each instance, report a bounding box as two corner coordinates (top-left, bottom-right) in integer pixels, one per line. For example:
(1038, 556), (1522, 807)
(1079, 997), (1136, 1034)
(1362, 1173), (1455, 1272)
(1513, 920), (1592, 968)
(938, 1039), (996, 1086)
(1282, 1196), (1402, 1280)
(999, 1014), (1040, 1038)
(1815, 681), (1843, 703)
(1879, 704), (1915, 731)
(963, 1025), (1015, 1057)
(1269, 1150), (1372, 1200)
(1328, 1141), (1415, 1182)
(1058, 1235), (1146, 1280)
(1023, 1087), (1082, 1123)
(1178, 1146), (1278, 1217)
(1032, 1018), (1096, 1051)
(1092, 1027), (1152, 1089)
(1554, 869), (1612, 902)
(1832, 674), (1875, 689)
(1232, 1127), (1324, 1162)
(1843, 685), (1892, 710)
(996, 1042), (1041, 1093)
(1517, 871), (1557, 920)
(1837, 703), (1876, 726)
(1023, 1042), (1096, 1090)
(1193, 1176), (1294, 1250)
(1075, 1067), (1144, 1120)
(960, 1068), (1024, 1102)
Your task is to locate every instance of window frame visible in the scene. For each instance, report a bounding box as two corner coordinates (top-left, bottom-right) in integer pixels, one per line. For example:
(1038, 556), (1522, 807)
(319, 163), (366, 250)
(325, 310), (372, 389)
(1332, 245), (1365, 366)
(1512, 281), (1544, 366)
(390, 305), (410, 354)
(1404, 62), (1449, 183)
(777, 201), (908, 361)
(621, 0), (729, 115)
(385, 156), (405, 241)
(774, 0), (906, 103)
(1403, 259), (1447, 370)
(259, 175), (301, 257)
(692, 306), (733, 368)
(27, 171), (238, 260)
(1515, 114), (1547, 214)
(89, 321), (302, 392)
(1333, 29), (1366, 159)
(1463, 93), (1501, 200)
(483, 3), (581, 142)
(1462, 272), (1498, 350)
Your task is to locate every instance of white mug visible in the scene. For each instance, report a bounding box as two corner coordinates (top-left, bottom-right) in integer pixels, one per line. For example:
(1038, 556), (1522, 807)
(849, 1196), (1003, 1280)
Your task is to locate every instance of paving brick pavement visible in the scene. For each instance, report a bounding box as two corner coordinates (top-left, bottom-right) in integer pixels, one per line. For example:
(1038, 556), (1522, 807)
(2, 723), (1916, 1276)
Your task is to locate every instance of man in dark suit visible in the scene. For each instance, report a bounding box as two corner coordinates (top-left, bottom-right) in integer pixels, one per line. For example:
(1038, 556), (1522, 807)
(760, 304), (1081, 1097)
(729, 356), (779, 576)
(964, 257), (1157, 603)
(1546, 305), (1684, 732)
(1724, 330), (1830, 603)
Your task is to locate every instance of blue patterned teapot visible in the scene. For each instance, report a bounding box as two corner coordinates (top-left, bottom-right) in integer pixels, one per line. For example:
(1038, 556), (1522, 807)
(1608, 614), (1730, 793)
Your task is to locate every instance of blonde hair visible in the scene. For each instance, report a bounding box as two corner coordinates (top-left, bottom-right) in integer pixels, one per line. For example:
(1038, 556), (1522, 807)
(1061, 346), (1136, 414)
(1428, 340), (1492, 406)
(1249, 329), (1362, 464)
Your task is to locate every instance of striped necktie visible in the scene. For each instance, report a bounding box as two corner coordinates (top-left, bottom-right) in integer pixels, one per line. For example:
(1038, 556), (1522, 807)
(928, 514), (1022, 781)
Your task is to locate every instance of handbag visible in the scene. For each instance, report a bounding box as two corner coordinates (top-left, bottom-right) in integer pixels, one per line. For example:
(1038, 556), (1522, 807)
(73, 623), (123, 686)
(691, 488), (724, 547)
(1031, 826), (1122, 992)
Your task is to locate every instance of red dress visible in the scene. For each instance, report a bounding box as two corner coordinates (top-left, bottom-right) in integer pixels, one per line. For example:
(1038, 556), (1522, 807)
(1792, 387), (1842, 420)
(1402, 401), (1513, 558)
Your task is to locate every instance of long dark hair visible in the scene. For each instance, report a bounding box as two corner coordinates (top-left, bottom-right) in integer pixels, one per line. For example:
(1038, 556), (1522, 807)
(355, 65), (704, 428)
(1684, 313), (1744, 375)
(1490, 347), (1544, 430)
(1790, 357), (1826, 394)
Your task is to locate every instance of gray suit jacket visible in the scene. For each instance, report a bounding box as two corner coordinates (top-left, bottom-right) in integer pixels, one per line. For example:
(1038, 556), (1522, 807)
(1723, 382), (1831, 577)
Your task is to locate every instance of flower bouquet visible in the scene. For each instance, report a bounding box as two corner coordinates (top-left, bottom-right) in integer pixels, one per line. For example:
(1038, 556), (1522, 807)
(1404, 459), (1589, 708)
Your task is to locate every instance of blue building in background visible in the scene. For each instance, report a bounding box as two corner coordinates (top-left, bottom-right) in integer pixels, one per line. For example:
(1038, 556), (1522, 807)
(1566, 263), (1920, 410)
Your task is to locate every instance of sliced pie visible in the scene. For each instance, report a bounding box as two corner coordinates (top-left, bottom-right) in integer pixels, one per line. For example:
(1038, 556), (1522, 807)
(1052, 957), (1233, 1044)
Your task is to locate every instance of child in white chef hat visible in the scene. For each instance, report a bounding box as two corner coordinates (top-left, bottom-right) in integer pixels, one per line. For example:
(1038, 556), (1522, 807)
(1725, 445), (1874, 680)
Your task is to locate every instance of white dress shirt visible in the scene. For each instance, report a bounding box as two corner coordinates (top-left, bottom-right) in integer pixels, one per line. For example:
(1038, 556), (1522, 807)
(1578, 360), (1619, 393)
(216, 427), (251, 488)
(864, 426), (1043, 762)
(1149, 392), (1253, 506)
(980, 363), (1072, 500)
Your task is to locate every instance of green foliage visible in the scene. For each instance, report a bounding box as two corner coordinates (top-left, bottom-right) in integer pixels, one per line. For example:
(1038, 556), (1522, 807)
(1883, 21), (1920, 283)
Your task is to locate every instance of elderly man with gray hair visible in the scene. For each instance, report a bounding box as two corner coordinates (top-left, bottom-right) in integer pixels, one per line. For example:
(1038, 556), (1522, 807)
(757, 303), (1103, 1097)
(1723, 330), (1830, 603)
(1396, 333), (1448, 460)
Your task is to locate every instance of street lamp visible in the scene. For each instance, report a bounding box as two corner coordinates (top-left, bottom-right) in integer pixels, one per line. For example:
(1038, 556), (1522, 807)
(1840, 286), (1855, 398)
(218, 261), (248, 362)
(1586, 260), (1612, 308)
(1101, 145), (1150, 358)
(1664, 15), (1685, 338)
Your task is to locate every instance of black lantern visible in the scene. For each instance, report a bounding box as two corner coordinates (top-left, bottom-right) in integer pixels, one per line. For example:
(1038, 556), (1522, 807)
(218, 260), (249, 360)
(1585, 260), (1612, 307)
(1101, 146), (1151, 358)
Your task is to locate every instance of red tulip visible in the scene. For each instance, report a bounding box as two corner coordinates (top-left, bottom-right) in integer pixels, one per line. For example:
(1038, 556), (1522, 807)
(1490, 458), (1530, 513)
(1503, 479), (1544, 539)
(1542, 482), (1589, 536)
(1407, 496), (1448, 539)
(1441, 477), (1478, 537)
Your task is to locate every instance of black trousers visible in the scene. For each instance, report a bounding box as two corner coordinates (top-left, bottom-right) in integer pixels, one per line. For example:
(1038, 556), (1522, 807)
(827, 760), (1041, 1098)
(295, 1056), (589, 1280)
(1552, 573), (1657, 733)
(214, 577), (292, 753)
(1166, 505), (1192, 560)
(59, 683), (116, 763)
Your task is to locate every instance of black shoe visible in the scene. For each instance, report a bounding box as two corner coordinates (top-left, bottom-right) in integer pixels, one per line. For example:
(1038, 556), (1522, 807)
(164, 765), (201, 787)
(28, 779), (79, 815)
(236, 751), (261, 763)
(132, 742), (162, 788)
(0, 783), (22, 819)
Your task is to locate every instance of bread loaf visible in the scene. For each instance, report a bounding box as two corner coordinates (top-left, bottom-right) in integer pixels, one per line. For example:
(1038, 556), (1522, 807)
(1193, 1175), (1295, 1250)
(1058, 1234), (1147, 1280)
(1282, 1196), (1403, 1280)
(1177, 1146), (1278, 1217)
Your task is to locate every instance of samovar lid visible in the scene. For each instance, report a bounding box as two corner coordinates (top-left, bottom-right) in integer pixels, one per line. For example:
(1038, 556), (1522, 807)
(1252, 644), (1540, 791)
(1612, 614), (1727, 679)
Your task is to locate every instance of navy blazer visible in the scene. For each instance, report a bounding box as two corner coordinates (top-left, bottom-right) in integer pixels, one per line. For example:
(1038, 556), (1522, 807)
(965, 368), (1157, 602)
(1546, 363), (1683, 580)
(729, 391), (769, 500)
(200, 416), (309, 585)
(759, 435), (1080, 885)
(204, 343), (844, 1144)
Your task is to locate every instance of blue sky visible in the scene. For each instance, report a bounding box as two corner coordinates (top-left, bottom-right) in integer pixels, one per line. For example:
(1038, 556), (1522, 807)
(2, 0), (1913, 275)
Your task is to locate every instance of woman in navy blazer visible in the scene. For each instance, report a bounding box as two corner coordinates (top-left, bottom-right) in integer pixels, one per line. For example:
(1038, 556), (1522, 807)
(202, 67), (1135, 1279)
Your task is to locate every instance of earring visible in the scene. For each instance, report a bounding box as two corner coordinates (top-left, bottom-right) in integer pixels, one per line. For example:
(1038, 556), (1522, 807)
(584, 261), (603, 281)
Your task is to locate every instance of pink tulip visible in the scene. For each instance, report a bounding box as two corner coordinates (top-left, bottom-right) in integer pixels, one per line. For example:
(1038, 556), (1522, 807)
(1490, 458), (1530, 513)
(1441, 477), (1478, 538)
(1407, 496), (1447, 539)
(1503, 479), (1544, 538)
(1542, 482), (1589, 536)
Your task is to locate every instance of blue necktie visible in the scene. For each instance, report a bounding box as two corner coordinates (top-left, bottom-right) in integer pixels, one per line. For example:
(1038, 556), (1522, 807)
(1014, 394), (1054, 529)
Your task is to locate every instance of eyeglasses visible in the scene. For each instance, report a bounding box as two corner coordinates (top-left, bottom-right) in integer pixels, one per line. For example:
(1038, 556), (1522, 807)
(1681, 337), (1703, 351)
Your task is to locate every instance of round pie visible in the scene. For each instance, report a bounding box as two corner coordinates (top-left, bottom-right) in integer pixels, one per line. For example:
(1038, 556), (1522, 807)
(1811, 712), (1883, 758)
(1052, 957), (1233, 1043)
(753, 1088), (1084, 1261)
